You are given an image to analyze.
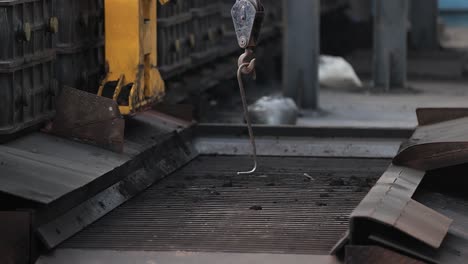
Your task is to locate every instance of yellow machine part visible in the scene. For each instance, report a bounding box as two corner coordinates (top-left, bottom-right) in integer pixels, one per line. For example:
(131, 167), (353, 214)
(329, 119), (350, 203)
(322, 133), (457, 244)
(98, 0), (169, 115)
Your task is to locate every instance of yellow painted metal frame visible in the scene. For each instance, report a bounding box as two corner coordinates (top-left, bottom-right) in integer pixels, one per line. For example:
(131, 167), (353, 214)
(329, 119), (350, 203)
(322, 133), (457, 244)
(98, 0), (169, 115)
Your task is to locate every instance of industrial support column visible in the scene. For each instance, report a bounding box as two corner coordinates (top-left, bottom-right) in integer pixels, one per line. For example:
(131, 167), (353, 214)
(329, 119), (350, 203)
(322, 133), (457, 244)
(283, 0), (320, 109)
(373, 0), (408, 91)
(410, 0), (439, 50)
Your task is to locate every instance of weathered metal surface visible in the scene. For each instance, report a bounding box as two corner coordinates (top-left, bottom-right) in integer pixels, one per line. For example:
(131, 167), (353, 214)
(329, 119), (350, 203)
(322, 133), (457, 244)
(0, 0), (56, 67)
(369, 230), (468, 264)
(37, 250), (341, 264)
(61, 156), (388, 255)
(0, 55), (57, 137)
(0, 146), (117, 204)
(345, 246), (424, 264)
(415, 163), (468, 233)
(413, 192), (468, 264)
(48, 87), (125, 152)
(0, 110), (197, 260)
(367, 234), (437, 263)
(0, 211), (33, 264)
(0, 105), (194, 241)
(397, 200), (452, 247)
(37, 133), (197, 249)
(394, 117), (468, 170)
(190, 2), (223, 66)
(411, 166), (468, 264)
(349, 165), (452, 249)
(55, 0), (104, 49)
(331, 165), (454, 257)
(0, 123), (133, 206)
(416, 108), (468, 126)
(56, 41), (105, 94)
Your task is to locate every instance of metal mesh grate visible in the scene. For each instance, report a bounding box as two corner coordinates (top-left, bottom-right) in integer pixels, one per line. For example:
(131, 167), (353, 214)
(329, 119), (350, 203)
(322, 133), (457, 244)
(62, 156), (389, 255)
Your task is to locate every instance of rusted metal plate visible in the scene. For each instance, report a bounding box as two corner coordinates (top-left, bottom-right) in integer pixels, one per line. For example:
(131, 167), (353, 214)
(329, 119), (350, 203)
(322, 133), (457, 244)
(396, 200), (453, 249)
(345, 165), (452, 251)
(0, 211), (33, 264)
(351, 165), (424, 219)
(394, 117), (468, 170)
(0, 142), (122, 204)
(345, 246), (424, 264)
(37, 133), (197, 249)
(413, 193), (468, 264)
(47, 87), (125, 153)
(416, 108), (468, 126)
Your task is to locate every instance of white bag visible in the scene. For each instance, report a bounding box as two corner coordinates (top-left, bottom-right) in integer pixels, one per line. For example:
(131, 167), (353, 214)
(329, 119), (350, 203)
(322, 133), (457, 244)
(248, 96), (299, 125)
(319, 55), (363, 89)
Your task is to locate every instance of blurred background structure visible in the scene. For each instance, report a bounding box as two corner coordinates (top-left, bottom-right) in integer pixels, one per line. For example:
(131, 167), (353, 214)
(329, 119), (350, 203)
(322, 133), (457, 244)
(1, 1), (468, 263)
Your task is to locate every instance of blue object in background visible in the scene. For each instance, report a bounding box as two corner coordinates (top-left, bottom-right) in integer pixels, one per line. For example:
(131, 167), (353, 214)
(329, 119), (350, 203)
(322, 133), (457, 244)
(439, 0), (468, 9)
(439, 0), (468, 26)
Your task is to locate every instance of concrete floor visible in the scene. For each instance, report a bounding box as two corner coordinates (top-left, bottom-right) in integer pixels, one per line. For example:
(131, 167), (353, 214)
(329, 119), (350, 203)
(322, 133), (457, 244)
(305, 26), (468, 128)
(202, 79), (468, 129)
(301, 80), (468, 128)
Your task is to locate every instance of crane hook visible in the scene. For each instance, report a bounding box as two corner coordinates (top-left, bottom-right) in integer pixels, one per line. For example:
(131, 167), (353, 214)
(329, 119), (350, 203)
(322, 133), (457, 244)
(232, 0), (264, 175)
(237, 50), (258, 175)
